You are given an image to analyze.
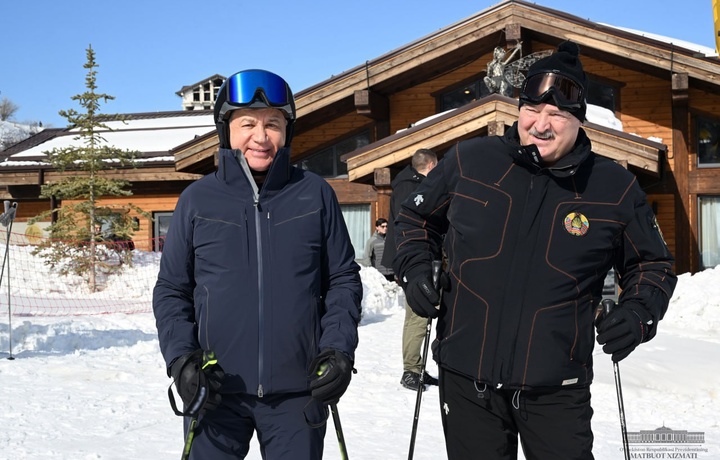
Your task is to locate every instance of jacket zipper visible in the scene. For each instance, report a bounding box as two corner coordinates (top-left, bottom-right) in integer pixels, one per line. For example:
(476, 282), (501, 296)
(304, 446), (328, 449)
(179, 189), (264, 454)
(254, 197), (266, 398)
(496, 171), (541, 387)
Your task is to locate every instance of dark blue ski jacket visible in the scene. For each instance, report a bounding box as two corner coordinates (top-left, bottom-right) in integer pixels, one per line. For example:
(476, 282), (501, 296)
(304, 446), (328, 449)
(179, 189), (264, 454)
(153, 148), (362, 396)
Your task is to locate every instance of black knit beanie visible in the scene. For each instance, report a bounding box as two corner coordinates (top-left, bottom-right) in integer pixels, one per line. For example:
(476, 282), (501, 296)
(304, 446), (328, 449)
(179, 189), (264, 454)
(520, 41), (588, 122)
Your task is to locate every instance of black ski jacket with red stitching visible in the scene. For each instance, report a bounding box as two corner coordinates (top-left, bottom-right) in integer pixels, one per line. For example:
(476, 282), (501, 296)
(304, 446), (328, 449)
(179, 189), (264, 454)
(394, 123), (676, 390)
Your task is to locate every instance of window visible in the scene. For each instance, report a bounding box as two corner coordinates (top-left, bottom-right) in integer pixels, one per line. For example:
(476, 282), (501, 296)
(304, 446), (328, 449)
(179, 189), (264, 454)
(440, 81), (493, 111)
(94, 211), (129, 236)
(295, 131), (370, 178)
(153, 211), (173, 252)
(213, 79), (223, 101)
(697, 116), (720, 167)
(340, 204), (370, 260)
(586, 79), (617, 113)
(699, 196), (720, 269)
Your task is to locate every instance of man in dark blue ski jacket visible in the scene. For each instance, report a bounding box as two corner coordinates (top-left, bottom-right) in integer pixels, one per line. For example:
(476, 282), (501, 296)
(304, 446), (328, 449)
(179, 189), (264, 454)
(153, 69), (362, 460)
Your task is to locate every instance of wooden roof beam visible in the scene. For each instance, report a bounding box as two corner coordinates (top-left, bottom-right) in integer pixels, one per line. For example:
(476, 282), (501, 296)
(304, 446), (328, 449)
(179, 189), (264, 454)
(354, 90), (390, 121)
(344, 97), (664, 181)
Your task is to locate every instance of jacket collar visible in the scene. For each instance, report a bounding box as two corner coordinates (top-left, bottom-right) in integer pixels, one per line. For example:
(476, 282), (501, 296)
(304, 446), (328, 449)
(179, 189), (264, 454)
(216, 147), (293, 198)
(504, 122), (592, 178)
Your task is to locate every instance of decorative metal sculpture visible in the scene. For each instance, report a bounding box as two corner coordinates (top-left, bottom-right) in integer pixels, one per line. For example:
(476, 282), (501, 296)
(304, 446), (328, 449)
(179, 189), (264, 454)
(482, 42), (554, 95)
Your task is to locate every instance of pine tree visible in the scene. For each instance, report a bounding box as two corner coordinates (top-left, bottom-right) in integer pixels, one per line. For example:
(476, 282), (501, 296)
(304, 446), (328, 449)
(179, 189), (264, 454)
(31, 45), (147, 292)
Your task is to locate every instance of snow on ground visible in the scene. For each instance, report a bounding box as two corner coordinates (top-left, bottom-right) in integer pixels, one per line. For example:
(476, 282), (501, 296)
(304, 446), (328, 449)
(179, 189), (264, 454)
(0, 251), (718, 459)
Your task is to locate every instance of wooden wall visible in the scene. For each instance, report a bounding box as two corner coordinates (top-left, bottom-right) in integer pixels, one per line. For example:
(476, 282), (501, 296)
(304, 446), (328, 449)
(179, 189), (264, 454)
(94, 195), (179, 251)
(389, 56), (487, 133)
(293, 112), (371, 157)
(20, 195), (180, 252)
(8, 199), (51, 222)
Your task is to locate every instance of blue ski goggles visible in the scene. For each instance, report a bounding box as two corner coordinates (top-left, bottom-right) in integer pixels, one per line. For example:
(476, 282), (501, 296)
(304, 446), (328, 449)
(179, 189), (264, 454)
(520, 71), (584, 110)
(218, 69), (295, 121)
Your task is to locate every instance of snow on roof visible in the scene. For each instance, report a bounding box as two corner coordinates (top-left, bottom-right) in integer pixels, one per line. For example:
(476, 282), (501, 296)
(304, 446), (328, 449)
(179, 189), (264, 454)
(605, 24), (718, 57)
(4, 114), (215, 163)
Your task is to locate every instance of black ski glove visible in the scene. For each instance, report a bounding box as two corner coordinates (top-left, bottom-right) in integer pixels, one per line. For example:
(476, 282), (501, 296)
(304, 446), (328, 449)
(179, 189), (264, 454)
(596, 303), (651, 362)
(404, 267), (440, 318)
(308, 349), (354, 405)
(169, 349), (225, 416)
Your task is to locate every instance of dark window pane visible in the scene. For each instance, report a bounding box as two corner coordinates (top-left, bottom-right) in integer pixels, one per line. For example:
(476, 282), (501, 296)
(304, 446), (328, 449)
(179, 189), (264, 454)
(587, 80), (616, 112)
(698, 117), (720, 166)
(301, 149), (335, 177)
(441, 83), (480, 110)
(296, 131), (369, 178)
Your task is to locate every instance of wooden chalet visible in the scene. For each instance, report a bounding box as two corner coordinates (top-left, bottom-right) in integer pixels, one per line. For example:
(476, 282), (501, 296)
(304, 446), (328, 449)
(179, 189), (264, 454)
(2, 0), (720, 274)
(0, 111), (212, 251)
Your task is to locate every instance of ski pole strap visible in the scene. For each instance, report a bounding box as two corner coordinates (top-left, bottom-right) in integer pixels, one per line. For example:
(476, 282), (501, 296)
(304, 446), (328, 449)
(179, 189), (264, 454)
(168, 350), (217, 417)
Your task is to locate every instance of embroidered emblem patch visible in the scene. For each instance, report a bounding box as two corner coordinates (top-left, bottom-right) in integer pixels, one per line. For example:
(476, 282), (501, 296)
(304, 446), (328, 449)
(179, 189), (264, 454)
(413, 194), (424, 206)
(564, 212), (589, 236)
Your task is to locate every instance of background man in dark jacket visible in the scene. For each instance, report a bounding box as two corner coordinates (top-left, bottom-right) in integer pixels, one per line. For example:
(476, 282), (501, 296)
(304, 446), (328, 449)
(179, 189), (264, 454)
(153, 69), (362, 460)
(381, 148), (438, 391)
(393, 42), (677, 459)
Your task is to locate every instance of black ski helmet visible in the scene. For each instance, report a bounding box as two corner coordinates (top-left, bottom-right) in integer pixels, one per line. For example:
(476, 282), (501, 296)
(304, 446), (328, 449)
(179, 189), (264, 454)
(214, 69), (296, 149)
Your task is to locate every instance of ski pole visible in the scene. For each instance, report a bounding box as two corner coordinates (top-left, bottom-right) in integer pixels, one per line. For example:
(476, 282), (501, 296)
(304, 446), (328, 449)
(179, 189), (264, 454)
(408, 260), (442, 460)
(1, 202), (18, 360)
(330, 403), (349, 460)
(602, 299), (630, 460)
(181, 416), (199, 460)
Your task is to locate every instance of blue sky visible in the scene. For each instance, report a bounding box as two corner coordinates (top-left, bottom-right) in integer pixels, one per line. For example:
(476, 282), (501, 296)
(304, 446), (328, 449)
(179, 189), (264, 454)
(1, 0), (716, 128)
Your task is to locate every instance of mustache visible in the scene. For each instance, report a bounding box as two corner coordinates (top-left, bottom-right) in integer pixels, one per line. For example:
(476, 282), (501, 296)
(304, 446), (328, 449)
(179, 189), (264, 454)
(528, 129), (554, 140)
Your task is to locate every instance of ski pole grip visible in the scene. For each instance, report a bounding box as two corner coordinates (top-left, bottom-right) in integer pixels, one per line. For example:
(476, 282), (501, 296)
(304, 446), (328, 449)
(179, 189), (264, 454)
(431, 260), (442, 291)
(602, 298), (616, 316)
(202, 350), (218, 370)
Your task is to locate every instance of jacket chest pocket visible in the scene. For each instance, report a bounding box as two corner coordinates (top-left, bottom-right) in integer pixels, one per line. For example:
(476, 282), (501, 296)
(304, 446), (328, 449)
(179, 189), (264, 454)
(268, 205), (324, 271)
(193, 215), (250, 270)
(447, 179), (511, 259)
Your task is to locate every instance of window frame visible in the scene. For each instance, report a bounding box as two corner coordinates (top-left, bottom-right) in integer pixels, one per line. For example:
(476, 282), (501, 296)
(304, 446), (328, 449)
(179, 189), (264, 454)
(698, 195), (720, 269)
(695, 115), (720, 168)
(153, 211), (173, 252)
(294, 129), (371, 178)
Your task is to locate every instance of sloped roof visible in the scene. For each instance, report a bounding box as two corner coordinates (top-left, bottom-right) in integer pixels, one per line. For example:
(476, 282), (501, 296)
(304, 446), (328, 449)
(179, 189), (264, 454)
(293, 0), (720, 118)
(343, 95), (666, 181)
(1, 111), (215, 169)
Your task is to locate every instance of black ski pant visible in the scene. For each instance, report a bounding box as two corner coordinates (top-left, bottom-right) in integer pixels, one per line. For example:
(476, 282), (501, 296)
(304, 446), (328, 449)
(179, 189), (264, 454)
(184, 391), (327, 460)
(439, 367), (594, 460)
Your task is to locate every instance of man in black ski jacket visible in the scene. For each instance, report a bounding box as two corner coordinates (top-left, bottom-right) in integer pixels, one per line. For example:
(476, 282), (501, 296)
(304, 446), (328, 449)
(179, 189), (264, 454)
(393, 42), (677, 459)
(153, 69), (362, 460)
(382, 148), (439, 391)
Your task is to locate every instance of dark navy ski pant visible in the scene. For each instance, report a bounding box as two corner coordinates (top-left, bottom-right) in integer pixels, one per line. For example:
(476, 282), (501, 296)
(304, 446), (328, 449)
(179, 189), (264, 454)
(439, 367), (594, 460)
(184, 392), (327, 460)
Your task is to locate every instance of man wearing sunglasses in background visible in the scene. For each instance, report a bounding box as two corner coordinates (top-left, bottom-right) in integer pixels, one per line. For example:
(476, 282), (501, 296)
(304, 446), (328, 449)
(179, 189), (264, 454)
(393, 42), (676, 459)
(361, 218), (394, 281)
(154, 69), (362, 459)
